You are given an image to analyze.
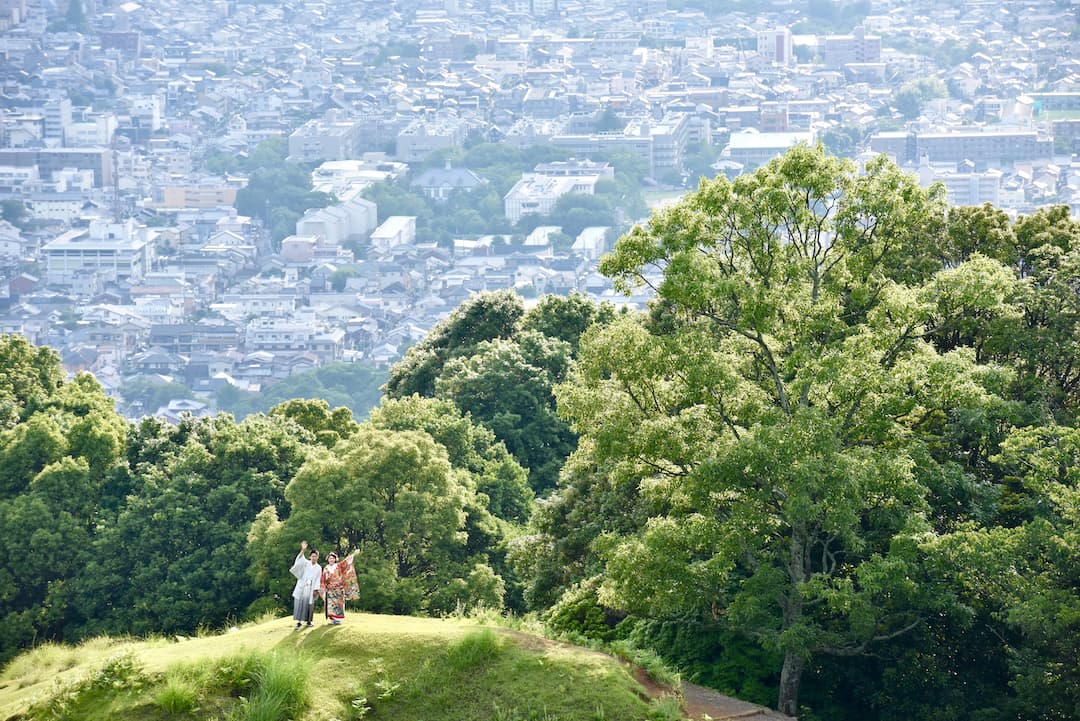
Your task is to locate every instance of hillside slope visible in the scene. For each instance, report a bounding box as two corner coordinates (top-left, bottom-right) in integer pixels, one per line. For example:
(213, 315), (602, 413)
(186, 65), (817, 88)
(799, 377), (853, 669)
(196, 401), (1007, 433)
(0, 614), (789, 721)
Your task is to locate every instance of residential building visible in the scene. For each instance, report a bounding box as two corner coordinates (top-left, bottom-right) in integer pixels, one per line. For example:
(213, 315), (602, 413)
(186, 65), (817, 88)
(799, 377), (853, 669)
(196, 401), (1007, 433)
(370, 216), (417, 253)
(823, 26), (881, 68)
(395, 116), (469, 162)
(757, 28), (793, 66)
(504, 173), (600, 224)
(41, 219), (154, 286)
(725, 130), (815, 170)
(870, 130), (1054, 166)
(288, 119), (361, 163)
(410, 164), (487, 201)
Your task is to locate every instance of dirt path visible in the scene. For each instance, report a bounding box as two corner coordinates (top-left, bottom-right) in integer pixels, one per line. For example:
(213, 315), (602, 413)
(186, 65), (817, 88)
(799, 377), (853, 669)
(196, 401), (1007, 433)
(626, 664), (792, 720)
(503, 628), (793, 720)
(680, 681), (793, 720)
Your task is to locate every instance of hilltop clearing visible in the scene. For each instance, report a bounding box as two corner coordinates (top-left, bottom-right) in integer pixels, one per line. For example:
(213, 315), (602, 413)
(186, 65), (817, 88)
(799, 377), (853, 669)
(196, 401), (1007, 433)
(0, 614), (787, 721)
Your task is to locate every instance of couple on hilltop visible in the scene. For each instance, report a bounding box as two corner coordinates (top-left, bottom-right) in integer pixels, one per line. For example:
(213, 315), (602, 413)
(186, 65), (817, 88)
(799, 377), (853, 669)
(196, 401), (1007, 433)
(289, 540), (359, 628)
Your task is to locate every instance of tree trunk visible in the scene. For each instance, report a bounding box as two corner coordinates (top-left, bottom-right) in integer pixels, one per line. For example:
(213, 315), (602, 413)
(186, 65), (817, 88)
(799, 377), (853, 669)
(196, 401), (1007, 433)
(778, 650), (804, 717)
(778, 525), (809, 717)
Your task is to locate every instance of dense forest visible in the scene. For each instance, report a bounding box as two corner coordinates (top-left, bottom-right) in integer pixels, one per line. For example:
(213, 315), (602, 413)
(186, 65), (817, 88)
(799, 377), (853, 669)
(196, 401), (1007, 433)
(2, 145), (1079, 720)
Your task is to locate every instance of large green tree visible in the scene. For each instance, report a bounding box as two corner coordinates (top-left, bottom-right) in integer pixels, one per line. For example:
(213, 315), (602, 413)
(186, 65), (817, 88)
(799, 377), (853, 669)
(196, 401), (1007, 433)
(385, 289), (525, 399)
(386, 292), (612, 494)
(929, 425), (1080, 720)
(369, 395), (533, 524)
(247, 425), (506, 615)
(549, 146), (1009, 716)
(0, 338), (127, 661)
(436, 331), (575, 494)
(73, 414), (312, 637)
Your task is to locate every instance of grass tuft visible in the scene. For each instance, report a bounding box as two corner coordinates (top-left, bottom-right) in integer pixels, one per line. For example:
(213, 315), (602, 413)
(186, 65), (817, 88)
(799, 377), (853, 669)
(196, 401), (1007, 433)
(226, 650), (312, 721)
(607, 641), (680, 688)
(646, 695), (684, 720)
(1, 644), (79, 689)
(445, 629), (502, 671)
(154, 675), (199, 713)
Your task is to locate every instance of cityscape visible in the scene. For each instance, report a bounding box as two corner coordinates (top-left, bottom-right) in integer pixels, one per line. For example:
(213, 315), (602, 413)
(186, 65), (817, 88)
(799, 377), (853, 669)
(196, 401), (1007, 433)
(1, 0), (1078, 419)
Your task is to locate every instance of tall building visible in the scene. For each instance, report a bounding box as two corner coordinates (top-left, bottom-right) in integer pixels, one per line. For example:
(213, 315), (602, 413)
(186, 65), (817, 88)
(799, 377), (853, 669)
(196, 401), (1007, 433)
(43, 97), (72, 143)
(757, 28), (793, 66)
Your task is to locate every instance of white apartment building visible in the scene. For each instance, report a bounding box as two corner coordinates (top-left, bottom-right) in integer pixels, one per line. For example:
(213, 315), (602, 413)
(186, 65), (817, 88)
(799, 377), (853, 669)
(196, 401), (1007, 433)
(296, 190), (377, 243)
(551, 113), (703, 176)
(395, 117), (469, 162)
(725, 130), (815, 170)
(757, 28), (793, 66)
(0, 164), (38, 191)
(245, 318), (315, 352)
(24, 193), (86, 223)
(918, 161), (1003, 207)
(42, 219), (154, 285)
(288, 120), (361, 163)
(504, 173), (599, 224)
(64, 113), (118, 147)
(823, 26), (881, 68)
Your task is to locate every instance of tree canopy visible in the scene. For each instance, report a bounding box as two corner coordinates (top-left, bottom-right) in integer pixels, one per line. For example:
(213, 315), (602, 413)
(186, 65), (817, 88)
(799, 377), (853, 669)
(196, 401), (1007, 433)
(514, 145), (1077, 718)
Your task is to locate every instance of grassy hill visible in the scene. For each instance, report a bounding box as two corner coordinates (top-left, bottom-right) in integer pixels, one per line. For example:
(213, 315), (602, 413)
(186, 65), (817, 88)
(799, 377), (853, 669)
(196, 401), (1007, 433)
(0, 614), (687, 721)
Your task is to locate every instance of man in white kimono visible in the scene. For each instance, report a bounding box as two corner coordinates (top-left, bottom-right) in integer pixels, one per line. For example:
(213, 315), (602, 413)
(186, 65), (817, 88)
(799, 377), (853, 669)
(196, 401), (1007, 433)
(290, 540), (322, 628)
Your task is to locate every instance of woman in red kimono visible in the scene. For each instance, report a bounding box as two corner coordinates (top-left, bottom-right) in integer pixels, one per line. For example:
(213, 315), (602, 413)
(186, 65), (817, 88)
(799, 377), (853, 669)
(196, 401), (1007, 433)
(320, 549), (359, 624)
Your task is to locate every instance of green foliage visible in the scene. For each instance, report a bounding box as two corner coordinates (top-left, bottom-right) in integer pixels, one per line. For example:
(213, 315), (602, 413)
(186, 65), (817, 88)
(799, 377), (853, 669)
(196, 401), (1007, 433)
(249, 424), (507, 615)
(445, 629), (503, 671)
(521, 293), (617, 355)
(543, 193), (617, 237)
(228, 651), (312, 721)
(882, 35), (979, 69)
(892, 78), (947, 119)
(215, 362), (385, 420)
(682, 141), (720, 187)
(63, 0), (87, 31)
(24, 653), (149, 721)
(793, 0), (870, 33)
(544, 579), (625, 643)
(594, 108), (624, 133)
(20, 648), (311, 721)
(436, 332), (576, 494)
(73, 414), (311, 638)
(820, 126), (864, 159)
(269, 398), (357, 448)
(628, 620), (780, 707)
(154, 675), (199, 713)
(0, 335), (65, 432)
(0, 344), (127, 663)
(117, 377), (194, 416)
(229, 137), (333, 244)
(2, 618), (669, 721)
(388, 291), (614, 496)
(1, 199), (30, 230)
(385, 289), (525, 398)
(547, 145), (1001, 716)
(369, 395), (533, 523)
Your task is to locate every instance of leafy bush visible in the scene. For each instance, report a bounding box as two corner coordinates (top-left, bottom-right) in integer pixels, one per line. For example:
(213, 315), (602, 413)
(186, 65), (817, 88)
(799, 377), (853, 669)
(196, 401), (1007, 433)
(545, 580), (626, 643)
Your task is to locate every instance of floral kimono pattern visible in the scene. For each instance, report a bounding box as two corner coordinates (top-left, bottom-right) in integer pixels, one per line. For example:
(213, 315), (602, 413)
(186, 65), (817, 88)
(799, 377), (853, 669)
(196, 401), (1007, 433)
(321, 557), (359, 621)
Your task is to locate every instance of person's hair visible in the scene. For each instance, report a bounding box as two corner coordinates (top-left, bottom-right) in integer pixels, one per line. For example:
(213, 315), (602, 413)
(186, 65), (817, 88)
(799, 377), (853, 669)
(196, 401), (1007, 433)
(309, 549), (319, 557)
(327, 551), (338, 559)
